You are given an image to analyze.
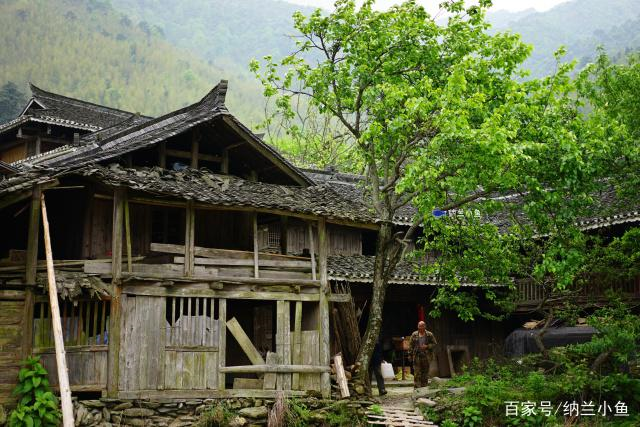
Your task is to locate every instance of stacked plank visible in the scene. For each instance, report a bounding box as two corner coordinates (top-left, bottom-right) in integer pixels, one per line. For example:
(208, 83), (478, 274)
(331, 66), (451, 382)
(366, 407), (436, 426)
(331, 283), (361, 366)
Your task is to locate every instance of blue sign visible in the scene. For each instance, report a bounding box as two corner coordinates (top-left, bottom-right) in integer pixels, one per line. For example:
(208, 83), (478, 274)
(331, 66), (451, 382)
(432, 209), (446, 218)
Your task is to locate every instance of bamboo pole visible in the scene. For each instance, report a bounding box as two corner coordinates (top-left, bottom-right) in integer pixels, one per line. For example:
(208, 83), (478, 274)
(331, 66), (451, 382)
(40, 193), (74, 427)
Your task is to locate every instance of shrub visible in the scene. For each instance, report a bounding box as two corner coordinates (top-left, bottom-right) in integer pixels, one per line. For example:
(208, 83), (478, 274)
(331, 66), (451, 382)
(9, 356), (61, 427)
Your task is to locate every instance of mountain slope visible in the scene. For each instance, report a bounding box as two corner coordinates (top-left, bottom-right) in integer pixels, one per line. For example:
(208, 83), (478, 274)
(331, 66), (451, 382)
(488, 0), (640, 76)
(0, 0), (261, 122)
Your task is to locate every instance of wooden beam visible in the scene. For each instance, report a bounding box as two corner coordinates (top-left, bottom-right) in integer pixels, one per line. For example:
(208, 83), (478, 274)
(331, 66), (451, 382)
(220, 365), (329, 374)
(152, 242), (309, 261)
(253, 213), (259, 278)
(166, 149), (221, 163)
(22, 185), (41, 358)
(40, 193), (74, 426)
(317, 218), (331, 398)
(122, 286), (321, 301)
(226, 317), (264, 365)
(218, 298), (226, 390)
(184, 200), (195, 277)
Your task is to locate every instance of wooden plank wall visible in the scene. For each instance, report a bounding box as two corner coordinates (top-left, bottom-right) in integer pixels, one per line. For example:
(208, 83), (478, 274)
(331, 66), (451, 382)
(0, 291), (25, 406)
(287, 221), (362, 256)
(39, 351), (108, 390)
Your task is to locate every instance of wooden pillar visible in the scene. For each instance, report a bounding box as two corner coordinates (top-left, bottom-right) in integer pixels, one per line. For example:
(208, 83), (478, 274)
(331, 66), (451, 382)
(317, 218), (331, 397)
(107, 188), (124, 396)
(221, 148), (229, 174)
(159, 141), (167, 168)
(292, 300), (303, 389)
(124, 194), (132, 273)
(184, 200), (195, 277)
(252, 212), (259, 278)
(276, 300), (291, 390)
(218, 298), (227, 390)
(280, 216), (288, 255)
(22, 185), (41, 357)
(34, 136), (41, 156)
(308, 222), (317, 281)
(191, 132), (199, 169)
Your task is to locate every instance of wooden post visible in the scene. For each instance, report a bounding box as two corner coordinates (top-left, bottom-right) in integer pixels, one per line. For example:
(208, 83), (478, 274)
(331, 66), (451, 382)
(107, 188), (124, 396)
(40, 193), (75, 427)
(159, 141), (167, 168)
(252, 212), (259, 278)
(317, 218), (331, 397)
(191, 132), (199, 169)
(276, 300), (291, 390)
(218, 298), (226, 390)
(292, 301), (303, 389)
(124, 194), (132, 273)
(184, 201), (195, 277)
(22, 185), (41, 357)
(308, 222), (317, 280)
(280, 216), (288, 255)
(221, 148), (229, 174)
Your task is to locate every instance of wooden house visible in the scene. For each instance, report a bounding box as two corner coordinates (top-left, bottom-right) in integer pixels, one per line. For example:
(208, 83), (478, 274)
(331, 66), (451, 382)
(0, 82), (638, 407)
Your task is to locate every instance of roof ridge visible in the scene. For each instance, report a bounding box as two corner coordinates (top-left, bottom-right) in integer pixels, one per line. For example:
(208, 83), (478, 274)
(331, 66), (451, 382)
(28, 83), (149, 118)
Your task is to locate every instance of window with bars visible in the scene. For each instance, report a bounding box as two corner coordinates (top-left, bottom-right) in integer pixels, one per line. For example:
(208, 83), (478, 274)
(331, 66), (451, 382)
(33, 299), (110, 348)
(165, 296), (218, 348)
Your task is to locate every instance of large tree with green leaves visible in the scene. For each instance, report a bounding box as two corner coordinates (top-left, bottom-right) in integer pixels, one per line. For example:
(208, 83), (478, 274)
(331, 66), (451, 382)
(252, 0), (620, 391)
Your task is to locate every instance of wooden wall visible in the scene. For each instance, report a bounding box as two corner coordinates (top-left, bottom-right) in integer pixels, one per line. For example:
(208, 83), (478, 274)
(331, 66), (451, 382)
(0, 290), (26, 407)
(349, 283), (508, 377)
(287, 221), (362, 256)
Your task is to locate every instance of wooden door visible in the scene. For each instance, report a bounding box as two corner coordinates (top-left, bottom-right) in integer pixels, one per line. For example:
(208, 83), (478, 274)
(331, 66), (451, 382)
(119, 295), (166, 391)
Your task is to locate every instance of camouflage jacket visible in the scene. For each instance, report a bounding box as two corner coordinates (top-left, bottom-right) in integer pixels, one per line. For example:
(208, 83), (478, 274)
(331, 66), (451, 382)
(409, 330), (437, 358)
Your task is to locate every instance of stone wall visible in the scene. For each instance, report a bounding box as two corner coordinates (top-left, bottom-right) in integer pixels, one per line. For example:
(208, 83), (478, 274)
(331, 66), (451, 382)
(69, 396), (372, 427)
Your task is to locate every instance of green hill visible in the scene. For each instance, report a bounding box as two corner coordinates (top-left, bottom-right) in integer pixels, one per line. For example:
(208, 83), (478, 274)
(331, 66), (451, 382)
(488, 0), (640, 76)
(0, 0), (263, 123)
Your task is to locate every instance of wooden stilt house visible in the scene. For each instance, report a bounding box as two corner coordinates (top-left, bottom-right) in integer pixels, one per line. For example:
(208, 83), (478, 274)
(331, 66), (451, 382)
(1, 81), (638, 406)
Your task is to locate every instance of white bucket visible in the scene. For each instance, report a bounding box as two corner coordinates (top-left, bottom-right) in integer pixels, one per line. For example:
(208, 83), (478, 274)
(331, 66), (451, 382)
(381, 361), (395, 380)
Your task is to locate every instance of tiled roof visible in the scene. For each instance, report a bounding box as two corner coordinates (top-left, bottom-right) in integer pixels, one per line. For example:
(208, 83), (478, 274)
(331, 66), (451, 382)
(25, 84), (151, 130)
(303, 168), (418, 225)
(327, 254), (488, 286)
(80, 164), (377, 224)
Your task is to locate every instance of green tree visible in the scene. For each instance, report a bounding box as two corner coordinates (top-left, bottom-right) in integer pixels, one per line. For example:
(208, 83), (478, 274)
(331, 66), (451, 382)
(0, 81), (27, 122)
(253, 0), (622, 392)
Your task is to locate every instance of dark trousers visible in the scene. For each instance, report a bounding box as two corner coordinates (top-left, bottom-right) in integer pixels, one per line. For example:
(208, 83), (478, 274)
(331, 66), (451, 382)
(370, 363), (386, 394)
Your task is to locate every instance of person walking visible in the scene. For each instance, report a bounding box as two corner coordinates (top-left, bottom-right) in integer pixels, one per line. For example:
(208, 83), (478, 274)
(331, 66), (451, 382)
(409, 321), (437, 388)
(370, 341), (387, 396)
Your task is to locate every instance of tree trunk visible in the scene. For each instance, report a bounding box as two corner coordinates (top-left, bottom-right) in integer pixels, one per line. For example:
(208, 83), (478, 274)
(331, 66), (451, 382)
(354, 222), (395, 394)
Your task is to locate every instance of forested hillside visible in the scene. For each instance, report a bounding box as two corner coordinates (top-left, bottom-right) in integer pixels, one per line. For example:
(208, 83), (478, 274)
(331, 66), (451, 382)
(110, 0), (312, 66)
(488, 0), (640, 76)
(0, 0), (263, 123)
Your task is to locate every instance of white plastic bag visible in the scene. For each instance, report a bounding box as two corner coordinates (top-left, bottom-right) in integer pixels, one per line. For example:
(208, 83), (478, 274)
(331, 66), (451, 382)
(381, 361), (395, 380)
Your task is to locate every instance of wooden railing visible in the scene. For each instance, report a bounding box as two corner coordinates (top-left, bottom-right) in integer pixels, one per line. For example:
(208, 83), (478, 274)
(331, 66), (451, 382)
(84, 243), (318, 284)
(516, 275), (640, 306)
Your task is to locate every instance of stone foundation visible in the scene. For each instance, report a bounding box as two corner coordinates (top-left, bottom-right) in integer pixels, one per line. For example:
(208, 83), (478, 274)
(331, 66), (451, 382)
(70, 396), (372, 427)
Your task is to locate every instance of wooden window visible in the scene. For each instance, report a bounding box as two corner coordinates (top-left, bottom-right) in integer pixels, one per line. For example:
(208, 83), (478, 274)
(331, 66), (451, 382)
(33, 299), (110, 348)
(165, 296), (218, 348)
